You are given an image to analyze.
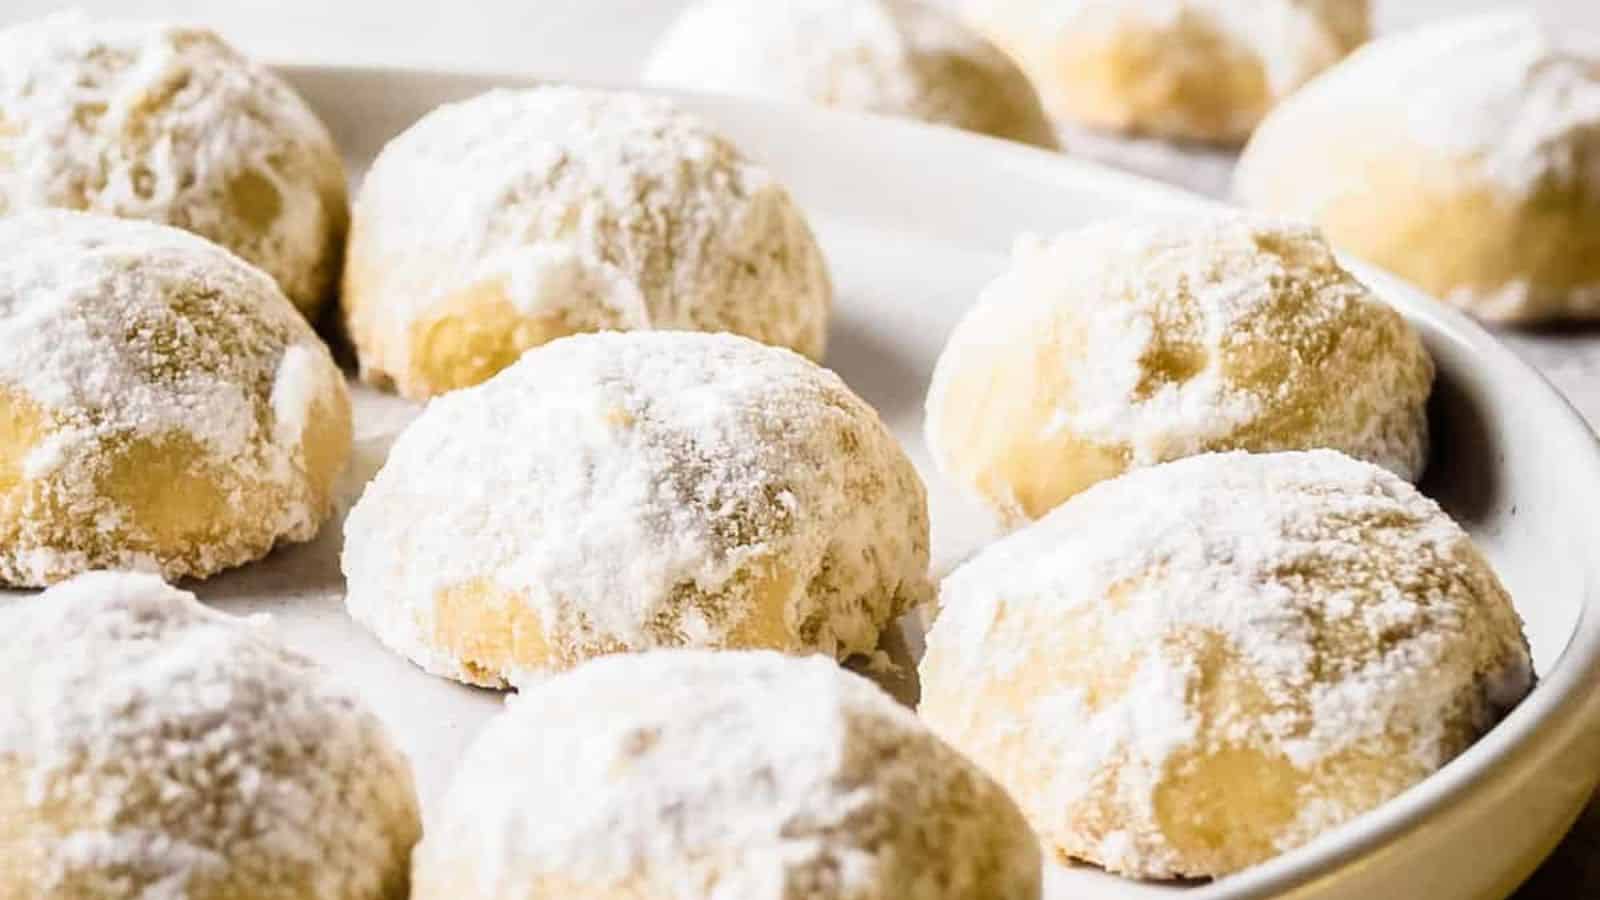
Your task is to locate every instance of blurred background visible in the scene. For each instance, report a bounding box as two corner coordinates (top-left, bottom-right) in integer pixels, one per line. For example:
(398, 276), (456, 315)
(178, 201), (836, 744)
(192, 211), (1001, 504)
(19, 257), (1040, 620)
(6, 2), (1594, 79)
(7, 2), (1594, 203)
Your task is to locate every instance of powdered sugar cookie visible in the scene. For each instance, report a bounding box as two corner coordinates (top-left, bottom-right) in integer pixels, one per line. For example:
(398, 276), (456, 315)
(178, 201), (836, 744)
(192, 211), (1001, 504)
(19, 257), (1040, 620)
(1236, 12), (1600, 322)
(0, 211), (351, 586)
(343, 331), (929, 687)
(0, 16), (348, 319)
(413, 650), (1041, 899)
(0, 571), (420, 900)
(965, 0), (1369, 142)
(644, 0), (1058, 148)
(342, 86), (831, 399)
(924, 214), (1432, 525)
(919, 450), (1533, 879)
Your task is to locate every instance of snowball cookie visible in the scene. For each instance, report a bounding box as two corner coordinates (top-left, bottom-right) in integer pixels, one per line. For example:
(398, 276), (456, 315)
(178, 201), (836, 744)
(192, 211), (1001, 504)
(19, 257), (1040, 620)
(965, 0), (1369, 143)
(925, 214), (1433, 526)
(0, 17), (348, 319)
(1236, 13), (1600, 323)
(643, 0), (1058, 148)
(919, 450), (1534, 879)
(0, 571), (421, 900)
(0, 211), (352, 586)
(343, 87), (832, 400)
(343, 331), (930, 687)
(413, 650), (1041, 900)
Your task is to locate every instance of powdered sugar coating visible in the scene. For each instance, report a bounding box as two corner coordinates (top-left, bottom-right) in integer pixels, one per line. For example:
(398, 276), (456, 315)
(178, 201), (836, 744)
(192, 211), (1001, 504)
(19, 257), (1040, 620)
(964, 0), (1369, 141)
(342, 331), (930, 688)
(1397, 13), (1600, 194)
(0, 16), (348, 318)
(0, 211), (352, 585)
(919, 450), (1533, 878)
(342, 86), (831, 399)
(413, 650), (1041, 900)
(643, 0), (1057, 148)
(0, 571), (420, 899)
(1236, 12), (1600, 322)
(925, 213), (1432, 525)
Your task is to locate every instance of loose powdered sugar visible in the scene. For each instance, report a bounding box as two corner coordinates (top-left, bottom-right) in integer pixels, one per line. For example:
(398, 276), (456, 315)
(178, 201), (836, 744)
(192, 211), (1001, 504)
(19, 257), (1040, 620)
(919, 450), (1533, 878)
(342, 331), (930, 687)
(0, 571), (419, 899)
(343, 86), (831, 397)
(0, 15), (348, 314)
(413, 650), (1040, 899)
(643, 0), (1057, 146)
(0, 210), (347, 585)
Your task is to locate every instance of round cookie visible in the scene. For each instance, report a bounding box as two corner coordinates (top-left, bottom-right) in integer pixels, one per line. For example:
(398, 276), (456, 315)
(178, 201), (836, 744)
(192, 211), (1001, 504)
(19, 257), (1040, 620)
(918, 450), (1534, 879)
(924, 214), (1432, 526)
(0, 211), (352, 586)
(413, 650), (1042, 900)
(643, 0), (1058, 148)
(342, 331), (930, 687)
(1236, 12), (1600, 323)
(964, 0), (1369, 143)
(0, 571), (421, 900)
(342, 86), (832, 400)
(0, 17), (348, 319)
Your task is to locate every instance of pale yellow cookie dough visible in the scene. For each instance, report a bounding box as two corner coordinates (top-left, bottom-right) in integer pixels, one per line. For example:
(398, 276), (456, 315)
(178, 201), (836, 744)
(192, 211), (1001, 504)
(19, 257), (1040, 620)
(925, 214), (1432, 525)
(0, 571), (420, 900)
(0, 16), (348, 319)
(0, 211), (351, 586)
(342, 86), (832, 399)
(343, 331), (929, 687)
(919, 450), (1533, 879)
(414, 651), (1041, 900)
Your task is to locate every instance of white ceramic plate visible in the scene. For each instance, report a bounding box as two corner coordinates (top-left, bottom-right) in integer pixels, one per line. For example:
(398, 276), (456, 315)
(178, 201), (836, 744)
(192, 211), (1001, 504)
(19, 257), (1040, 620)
(151, 65), (1600, 899)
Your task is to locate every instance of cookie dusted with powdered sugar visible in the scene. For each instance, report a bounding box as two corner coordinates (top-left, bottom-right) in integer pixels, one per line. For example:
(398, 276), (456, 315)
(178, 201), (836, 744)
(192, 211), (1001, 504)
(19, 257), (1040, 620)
(0, 211), (351, 586)
(0, 16), (348, 319)
(1237, 12), (1600, 322)
(919, 450), (1533, 879)
(413, 650), (1041, 900)
(342, 86), (832, 400)
(924, 213), (1432, 526)
(0, 572), (420, 900)
(644, 0), (1058, 148)
(342, 331), (929, 687)
(965, 0), (1369, 142)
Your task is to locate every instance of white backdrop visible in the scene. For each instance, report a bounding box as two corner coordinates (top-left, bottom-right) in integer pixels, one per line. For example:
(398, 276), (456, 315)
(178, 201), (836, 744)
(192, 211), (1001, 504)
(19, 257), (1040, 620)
(3, 1), (1590, 82)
